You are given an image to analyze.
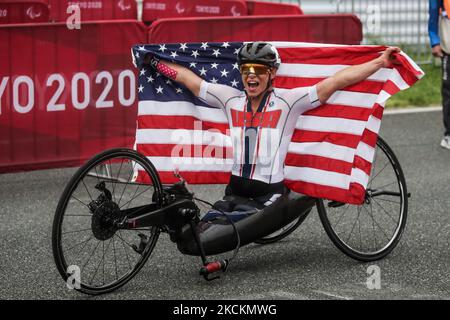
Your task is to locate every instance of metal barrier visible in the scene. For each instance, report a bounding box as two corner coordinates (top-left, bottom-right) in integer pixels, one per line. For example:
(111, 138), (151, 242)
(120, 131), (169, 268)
(299, 0), (432, 64)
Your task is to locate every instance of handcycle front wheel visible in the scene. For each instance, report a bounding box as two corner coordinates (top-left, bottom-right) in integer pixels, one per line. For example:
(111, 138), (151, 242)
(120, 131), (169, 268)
(52, 148), (163, 295)
(317, 137), (408, 262)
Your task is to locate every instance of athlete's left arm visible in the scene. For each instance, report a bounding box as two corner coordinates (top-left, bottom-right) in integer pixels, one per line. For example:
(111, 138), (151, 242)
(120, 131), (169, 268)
(316, 47), (401, 105)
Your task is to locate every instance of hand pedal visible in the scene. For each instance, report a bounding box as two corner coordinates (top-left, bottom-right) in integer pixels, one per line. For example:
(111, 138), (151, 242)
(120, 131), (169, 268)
(199, 260), (228, 281)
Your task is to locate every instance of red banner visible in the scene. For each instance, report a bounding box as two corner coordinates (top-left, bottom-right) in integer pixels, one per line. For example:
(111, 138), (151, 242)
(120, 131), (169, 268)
(47, 0), (137, 22)
(148, 14), (362, 44)
(0, 0), (50, 24)
(142, 0), (247, 22)
(246, 0), (303, 15)
(0, 21), (146, 173)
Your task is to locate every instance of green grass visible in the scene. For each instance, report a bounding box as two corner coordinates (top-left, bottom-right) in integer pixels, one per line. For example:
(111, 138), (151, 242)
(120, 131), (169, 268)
(385, 63), (442, 108)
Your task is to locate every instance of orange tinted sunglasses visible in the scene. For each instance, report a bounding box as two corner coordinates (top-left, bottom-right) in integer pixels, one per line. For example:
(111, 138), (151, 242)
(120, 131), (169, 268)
(239, 63), (271, 76)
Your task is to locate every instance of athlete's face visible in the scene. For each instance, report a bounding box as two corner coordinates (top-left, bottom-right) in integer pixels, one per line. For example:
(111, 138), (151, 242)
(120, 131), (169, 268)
(240, 64), (277, 98)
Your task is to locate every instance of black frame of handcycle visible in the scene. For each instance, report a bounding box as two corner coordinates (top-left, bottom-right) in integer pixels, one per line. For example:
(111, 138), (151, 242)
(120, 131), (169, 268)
(110, 180), (230, 280)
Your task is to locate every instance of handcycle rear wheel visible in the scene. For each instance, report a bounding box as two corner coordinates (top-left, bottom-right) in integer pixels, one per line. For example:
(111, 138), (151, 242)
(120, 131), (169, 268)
(317, 137), (408, 262)
(52, 148), (163, 295)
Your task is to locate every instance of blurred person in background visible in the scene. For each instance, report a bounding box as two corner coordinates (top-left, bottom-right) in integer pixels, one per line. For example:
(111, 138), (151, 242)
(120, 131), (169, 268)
(429, 0), (450, 149)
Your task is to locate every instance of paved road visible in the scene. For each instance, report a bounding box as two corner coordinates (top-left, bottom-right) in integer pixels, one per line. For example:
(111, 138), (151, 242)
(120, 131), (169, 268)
(1, 109), (449, 300)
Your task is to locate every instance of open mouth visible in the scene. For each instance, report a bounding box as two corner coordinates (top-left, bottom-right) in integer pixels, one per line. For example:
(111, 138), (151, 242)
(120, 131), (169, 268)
(247, 80), (259, 90)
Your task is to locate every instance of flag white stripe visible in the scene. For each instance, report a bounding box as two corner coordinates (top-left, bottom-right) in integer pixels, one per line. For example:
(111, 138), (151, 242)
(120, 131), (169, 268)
(350, 168), (370, 187)
(296, 115), (366, 135)
(278, 63), (409, 92)
(284, 166), (350, 189)
(355, 142), (375, 163)
(136, 129), (232, 146)
(268, 41), (352, 48)
(390, 68), (410, 90)
(276, 88), (379, 108)
(278, 63), (395, 83)
(327, 90), (378, 108)
(375, 90), (392, 105)
(138, 101), (228, 123)
(141, 157), (233, 171)
(366, 115), (382, 134)
(285, 166), (370, 190)
(288, 142), (355, 163)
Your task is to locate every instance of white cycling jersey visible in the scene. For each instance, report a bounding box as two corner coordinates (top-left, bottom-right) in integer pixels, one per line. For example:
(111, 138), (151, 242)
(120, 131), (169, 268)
(199, 80), (322, 185)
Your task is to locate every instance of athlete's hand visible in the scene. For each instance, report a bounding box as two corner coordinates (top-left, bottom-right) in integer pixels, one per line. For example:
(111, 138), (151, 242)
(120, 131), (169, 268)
(144, 53), (160, 69)
(432, 44), (444, 58)
(378, 47), (401, 68)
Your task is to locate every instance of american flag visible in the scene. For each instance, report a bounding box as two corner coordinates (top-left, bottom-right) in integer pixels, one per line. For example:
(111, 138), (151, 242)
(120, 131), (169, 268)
(131, 42), (424, 204)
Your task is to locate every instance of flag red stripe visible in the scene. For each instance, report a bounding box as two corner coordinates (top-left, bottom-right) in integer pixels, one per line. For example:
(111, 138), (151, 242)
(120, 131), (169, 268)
(284, 180), (366, 205)
(353, 155), (372, 176)
(138, 115), (229, 134)
(291, 130), (361, 148)
(303, 104), (375, 121)
(360, 129), (378, 148)
(277, 46), (387, 65)
(383, 80), (401, 96)
(275, 77), (385, 95)
(285, 154), (353, 175)
(136, 170), (231, 185)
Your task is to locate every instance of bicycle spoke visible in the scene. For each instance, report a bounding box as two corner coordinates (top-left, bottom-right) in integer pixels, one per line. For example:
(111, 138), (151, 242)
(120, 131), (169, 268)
(81, 178), (94, 203)
(109, 160), (118, 204)
(358, 209), (363, 250)
(369, 161), (390, 185)
(65, 214), (92, 217)
(125, 184), (141, 211)
(118, 160), (137, 207)
(368, 149), (378, 190)
(119, 186), (153, 210)
(70, 195), (90, 208)
(112, 236), (119, 281)
(362, 205), (391, 241)
(62, 228), (92, 235)
(81, 240), (102, 282)
(116, 231), (133, 269)
(89, 239), (112, 285)
(372, 197), (401, 204)
(370, 202), (378, 250)
(93, 166), (102, 186)
(373, 181), (398, 191)
(371, 197), (399, 224)
(65, 236), (93, 252)
(346, 206), (361, 243)
(333, 203), (350, 230)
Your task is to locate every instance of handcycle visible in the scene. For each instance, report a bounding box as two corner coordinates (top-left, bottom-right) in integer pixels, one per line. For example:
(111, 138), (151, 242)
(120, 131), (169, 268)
(52, 136), (408, 295)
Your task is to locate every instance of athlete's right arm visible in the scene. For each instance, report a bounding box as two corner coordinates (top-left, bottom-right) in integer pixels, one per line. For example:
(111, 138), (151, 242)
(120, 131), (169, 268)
(146, 55), (203, 97)
(146, 54), (242, 109)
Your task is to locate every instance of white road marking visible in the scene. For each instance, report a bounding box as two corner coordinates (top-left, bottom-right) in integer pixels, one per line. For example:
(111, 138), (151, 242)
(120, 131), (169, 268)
(269, 290), (310, 300)
(384, 106), (442, 115)
(224, 291), (310, 300)
(313, 290), (353, 300)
